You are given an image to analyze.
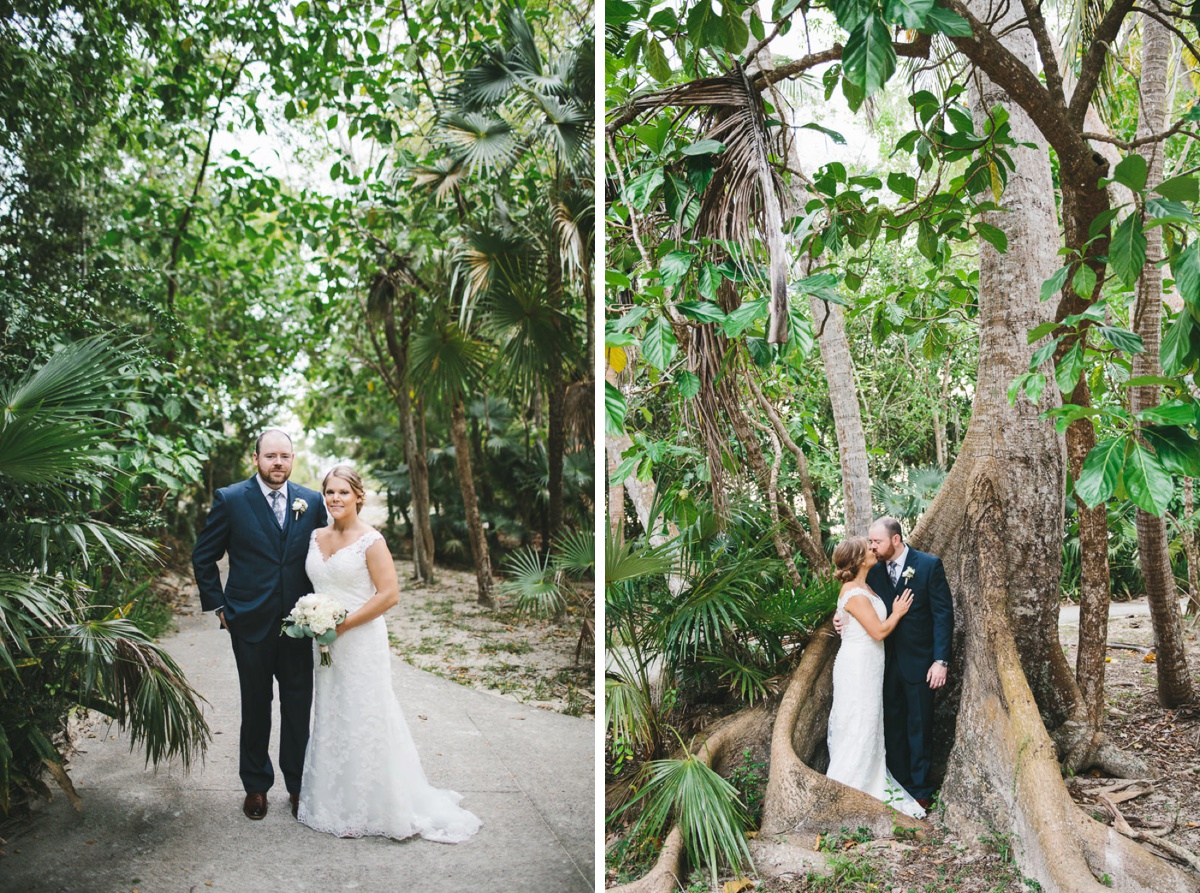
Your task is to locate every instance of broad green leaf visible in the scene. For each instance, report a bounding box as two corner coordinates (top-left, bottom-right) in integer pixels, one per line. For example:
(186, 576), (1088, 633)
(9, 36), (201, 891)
(1097, 326), (1144, 354)
(676, 301), (726, 323)
(1040, 265), (1071, 301)
(975, 221), (1008, 253)
(1109, 214), (1147, 287)
(843, 14), (896, 96)
(1124, 439), (1174, 516)
(605, 381), (627, 437)
(1111, 154), (1148, 193)
(1154, 174), (1200, 203)
(1144, 198), (1193, 224)
(884, 0), (933, 29)
(1136, 399), (1195, 426)
(642, 317), (679, 371)
(724, 300), (766, 338)
(681, 140), (726, 156)
(675, 370), (701, 399)
(1087, 207), (1123, 240)
(659, 250), (694, 289)
(1072, 264), (1097, 300)
(1055, 340), (1085, 394)
(1075, 436), (1125, 508)
(644, 37), (672, 83)
(1162, 310), (1195, 375)
(625, 169), (664, 211)
(1142, 426), (1200, 477)
(1171, 243), (1200, 306)
(920, 5), (972, 36)
(888, 171), (916, 200)
(1029, 336), (1062, 370)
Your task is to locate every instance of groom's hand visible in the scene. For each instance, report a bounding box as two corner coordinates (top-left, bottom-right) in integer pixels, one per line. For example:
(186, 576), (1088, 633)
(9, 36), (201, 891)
(832, 611), (844, 636)
(927, 662), (947, 689)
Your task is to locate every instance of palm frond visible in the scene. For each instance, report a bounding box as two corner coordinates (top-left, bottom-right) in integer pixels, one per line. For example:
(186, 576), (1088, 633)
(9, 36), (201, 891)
(409, 318), (490, 403)
(497, 546), (566, 617)
(551, 527), (594, 578)
(618, 747), (754, 887)
(437, 112), (521, 173)
(604, 674), (657, 749)
(1, 336), (136, 423)
(412, 158), (467, 200)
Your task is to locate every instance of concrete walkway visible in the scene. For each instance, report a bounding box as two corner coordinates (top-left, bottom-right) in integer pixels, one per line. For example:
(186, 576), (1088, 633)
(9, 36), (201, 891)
(1, 608), (595, 893)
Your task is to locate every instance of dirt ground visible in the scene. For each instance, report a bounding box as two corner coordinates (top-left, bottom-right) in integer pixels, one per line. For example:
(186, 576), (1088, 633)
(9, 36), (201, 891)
(609, 602), (1200, 892)
(385, 564), (595, 716)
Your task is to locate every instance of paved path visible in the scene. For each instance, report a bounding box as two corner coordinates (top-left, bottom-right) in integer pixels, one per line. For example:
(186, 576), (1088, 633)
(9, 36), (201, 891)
(1, 608), (595, 893)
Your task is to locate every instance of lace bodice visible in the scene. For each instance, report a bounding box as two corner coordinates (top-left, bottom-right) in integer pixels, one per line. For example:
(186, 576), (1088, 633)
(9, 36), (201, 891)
(837, 587), (885, 645)
(305, 529), (383, 610)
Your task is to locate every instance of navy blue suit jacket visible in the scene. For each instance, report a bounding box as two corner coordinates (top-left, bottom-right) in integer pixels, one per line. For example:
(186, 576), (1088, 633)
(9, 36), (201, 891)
(866, 547), (953, 683)
(192, 476), (328, 643)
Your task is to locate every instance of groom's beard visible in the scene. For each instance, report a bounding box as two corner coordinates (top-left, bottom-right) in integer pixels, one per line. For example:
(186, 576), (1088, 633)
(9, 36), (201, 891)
(259, 466), (291, 485)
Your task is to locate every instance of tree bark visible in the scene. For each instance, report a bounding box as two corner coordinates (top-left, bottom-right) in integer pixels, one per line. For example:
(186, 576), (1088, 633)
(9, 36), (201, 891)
(546, 237), (566, 552)
(809, 297), (871, 538)
(450, 396), (494, 607)
(1132, 14), (1197, 707)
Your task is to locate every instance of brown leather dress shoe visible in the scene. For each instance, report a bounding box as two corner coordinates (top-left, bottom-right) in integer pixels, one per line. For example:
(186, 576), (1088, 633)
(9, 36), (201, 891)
(916, 797), (935, 810)
(290, 793), (300, 819)
(243, 792), (268, 820)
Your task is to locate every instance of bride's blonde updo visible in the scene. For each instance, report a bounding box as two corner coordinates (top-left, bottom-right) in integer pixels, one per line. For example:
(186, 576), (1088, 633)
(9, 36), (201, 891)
(323, 464), (366, 510)
(832, 536), (870, 582)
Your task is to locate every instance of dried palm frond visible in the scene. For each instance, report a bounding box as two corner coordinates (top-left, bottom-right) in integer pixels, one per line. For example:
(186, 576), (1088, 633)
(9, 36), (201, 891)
(614, 66), (790, 343)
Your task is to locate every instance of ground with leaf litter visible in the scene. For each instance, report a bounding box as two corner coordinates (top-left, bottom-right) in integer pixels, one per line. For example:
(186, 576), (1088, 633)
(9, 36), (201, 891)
(383, 564), (594, 717)
(609, 601), (1200, 892)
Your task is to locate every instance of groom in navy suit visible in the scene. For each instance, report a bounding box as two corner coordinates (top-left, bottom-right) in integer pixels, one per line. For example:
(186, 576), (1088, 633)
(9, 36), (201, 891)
(866, 517), (953, 809)
(192, 429), (327, 821)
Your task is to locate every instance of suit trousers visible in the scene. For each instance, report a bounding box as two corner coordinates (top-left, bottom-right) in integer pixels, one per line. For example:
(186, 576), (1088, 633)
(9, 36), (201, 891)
(229, 626), (314, 795)
(883, 657), (935, 799)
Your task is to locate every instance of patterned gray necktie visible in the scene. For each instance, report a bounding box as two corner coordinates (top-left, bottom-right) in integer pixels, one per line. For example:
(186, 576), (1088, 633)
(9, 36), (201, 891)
(889, 561), (899, 585)
(270, 489), (284, 527)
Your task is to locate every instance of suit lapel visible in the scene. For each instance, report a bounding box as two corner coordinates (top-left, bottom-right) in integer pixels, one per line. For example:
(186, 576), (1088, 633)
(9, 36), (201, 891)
(246, 477), (285, 552)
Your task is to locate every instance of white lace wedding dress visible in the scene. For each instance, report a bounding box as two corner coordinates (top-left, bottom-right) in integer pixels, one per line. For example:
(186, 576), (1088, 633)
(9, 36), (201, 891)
(297, 529), (482, 842)
(826, 587), (925, 819)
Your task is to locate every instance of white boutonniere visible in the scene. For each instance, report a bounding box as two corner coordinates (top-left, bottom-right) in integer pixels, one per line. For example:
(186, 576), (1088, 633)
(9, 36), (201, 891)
(901, 566), (915, 584)
(292, 498), (308, 521)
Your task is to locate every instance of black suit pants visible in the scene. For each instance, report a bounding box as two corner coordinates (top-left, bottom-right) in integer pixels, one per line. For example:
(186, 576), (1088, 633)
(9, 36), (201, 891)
(883, 657), (935, 799)
(229, 627), (313, 794)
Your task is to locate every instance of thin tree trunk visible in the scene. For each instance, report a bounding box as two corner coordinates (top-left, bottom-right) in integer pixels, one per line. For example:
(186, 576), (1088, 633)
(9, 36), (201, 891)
(810, 297), (872, 537)
(451, 396), (494, 607)
(546, 238), (566, 551)
(1132, 14), (1196, 707)
(402, 387), (436, 584)
(1185, 478), (1200, 616)
(777, 80), (871, 538)
(378, 289), (436, 585)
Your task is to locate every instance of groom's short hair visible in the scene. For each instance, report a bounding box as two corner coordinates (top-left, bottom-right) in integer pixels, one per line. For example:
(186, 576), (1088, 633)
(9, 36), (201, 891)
(875, 516), (903, 541)
(254, 428), (294, 454)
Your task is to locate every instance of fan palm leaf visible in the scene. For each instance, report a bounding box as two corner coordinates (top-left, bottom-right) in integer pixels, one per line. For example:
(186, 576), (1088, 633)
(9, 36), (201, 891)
(436, 112), (521, 173)
(409, 317), (490, 404)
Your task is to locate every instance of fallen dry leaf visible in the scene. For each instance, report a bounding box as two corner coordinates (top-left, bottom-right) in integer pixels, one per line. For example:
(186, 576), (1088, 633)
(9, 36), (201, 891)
(722, 880), (754, 893)
(1144, 653), (1156, 663)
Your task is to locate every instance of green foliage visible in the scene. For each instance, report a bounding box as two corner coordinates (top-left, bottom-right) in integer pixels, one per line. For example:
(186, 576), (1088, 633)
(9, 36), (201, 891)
(617, 743), (754, 888)
(0, 339), (209, 812)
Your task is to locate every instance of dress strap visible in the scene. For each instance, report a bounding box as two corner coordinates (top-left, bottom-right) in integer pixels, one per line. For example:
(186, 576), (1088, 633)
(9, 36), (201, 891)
(838, 586), (873, 608)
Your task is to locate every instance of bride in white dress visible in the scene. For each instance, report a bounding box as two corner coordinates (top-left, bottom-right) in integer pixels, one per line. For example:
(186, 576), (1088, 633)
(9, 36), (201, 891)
(826, 536), (925, 819)
(297, 465), (482, 843)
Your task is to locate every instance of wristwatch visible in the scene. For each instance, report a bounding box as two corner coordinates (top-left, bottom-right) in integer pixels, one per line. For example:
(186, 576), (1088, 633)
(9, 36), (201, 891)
(934, 659), (948, 667)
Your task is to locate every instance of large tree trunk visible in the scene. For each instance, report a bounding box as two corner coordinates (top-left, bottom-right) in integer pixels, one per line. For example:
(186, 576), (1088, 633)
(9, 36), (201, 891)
(450, 396), (494, 607)
(546, 237), (566, 551)
(1131, 15), (1197, 708)
(911, 9), (1168, 889)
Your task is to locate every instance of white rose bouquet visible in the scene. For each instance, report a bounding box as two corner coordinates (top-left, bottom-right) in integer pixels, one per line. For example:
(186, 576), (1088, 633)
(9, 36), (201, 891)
(282, 593), (348, 667)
